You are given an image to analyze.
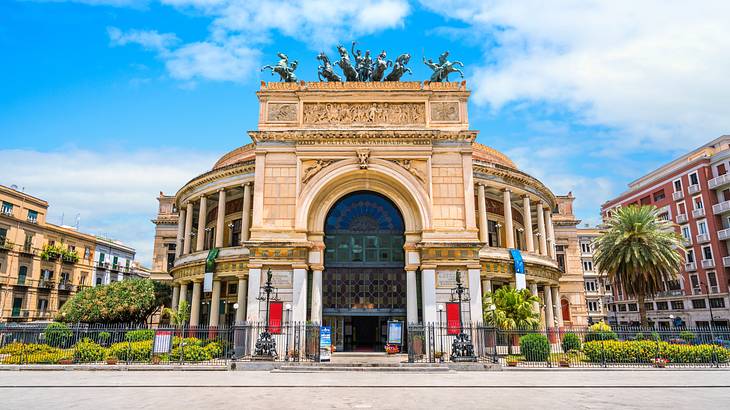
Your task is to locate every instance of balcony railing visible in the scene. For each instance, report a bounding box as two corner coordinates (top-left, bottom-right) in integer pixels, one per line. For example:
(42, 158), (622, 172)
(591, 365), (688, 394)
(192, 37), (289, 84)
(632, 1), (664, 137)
(10, 309), (29, 318)
(688, 184), (701, 195)
(692, 208), (706, 218)
(723, 256), (730, 267)
(27, 216), (38, 224)
(676, 213), (688, 224)
(0, 208), (13, 217)
(708, 173), (730, 189)
(38, 279), (54, 289)
(58, 281), (74, 292)
(672, 191), (684, 201)
(0, 238), (12, 252)
(685, 262), (697, 271)
(713, 200), (730, 215)
(682, 236), (693, 247)
(701, 259), (715, 269)
(718, 228), (730, 241)
(696, 233), (711, 244)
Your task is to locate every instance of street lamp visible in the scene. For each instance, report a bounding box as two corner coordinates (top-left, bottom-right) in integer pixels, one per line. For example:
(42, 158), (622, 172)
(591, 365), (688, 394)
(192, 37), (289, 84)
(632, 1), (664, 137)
(284, 303), (292, 361)
(437, 304), (445, 354)
(254, 268), (279, 359)
(449, 270), (476, 362)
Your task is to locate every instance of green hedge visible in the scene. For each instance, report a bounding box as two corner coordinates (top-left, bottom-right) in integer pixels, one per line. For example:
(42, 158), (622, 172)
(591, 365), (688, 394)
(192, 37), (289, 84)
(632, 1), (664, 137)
(73, 339), (107, 363)
(57, 279), (159, 323)
(584, 331), (618, 342)
(583, 340), (730, 363)
(561, 333), (581, 352)
(520, 333), (550, 361)
(43, 323), (73, 347)
(107, 340), (153, 362)
(125, 329), (155, 342)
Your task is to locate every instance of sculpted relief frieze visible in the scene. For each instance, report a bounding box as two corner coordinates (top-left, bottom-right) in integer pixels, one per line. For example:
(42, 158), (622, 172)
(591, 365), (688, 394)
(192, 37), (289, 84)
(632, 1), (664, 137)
(267, 103), (298, 122)
(301, 159), (341, 184)
(302, 102), (425, 126)
(430, 101), (460, 122)
(388, 159), (427, 184)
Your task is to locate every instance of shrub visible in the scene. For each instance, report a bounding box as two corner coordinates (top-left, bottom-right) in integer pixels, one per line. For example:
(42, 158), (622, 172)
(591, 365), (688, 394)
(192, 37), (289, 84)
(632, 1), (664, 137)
(107, 340), (152, 362)
(73, 339), (107, 363)
(170, 344), (210, 362)
(679, 331), (696, 343)
(125, 329), (155, 342)
(205, 342), (223, 359)
(561, 333), (581, 352)
(589, 321), (612, 332)
(0, 342), (59, 356)
(651, 332), (661, 341)
(98, 332), (111, 345)
(57, 279), (159, 323)
(583, 340), (730, 364)
(43, 323), (73, 347)
(634, 332), (645, 341)
(520, 333), (550, 362)
(585, 331), (618, 342)
(2, 349), (72, 364)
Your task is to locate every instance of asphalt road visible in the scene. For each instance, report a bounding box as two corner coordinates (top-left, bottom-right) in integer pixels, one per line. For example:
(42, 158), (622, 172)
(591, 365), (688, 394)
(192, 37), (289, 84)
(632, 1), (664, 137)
(1, 369), (728, 409)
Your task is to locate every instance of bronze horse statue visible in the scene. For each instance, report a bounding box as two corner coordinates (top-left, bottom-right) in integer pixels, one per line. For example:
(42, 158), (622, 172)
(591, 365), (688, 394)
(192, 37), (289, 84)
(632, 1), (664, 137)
(316, 52), (341, 82)
(335, 44), (359, 81)
(385, 53), (412, 81)
(371, 50), (392, 82)
(261, 52), (298, 82)
(424, 51), (464, 82)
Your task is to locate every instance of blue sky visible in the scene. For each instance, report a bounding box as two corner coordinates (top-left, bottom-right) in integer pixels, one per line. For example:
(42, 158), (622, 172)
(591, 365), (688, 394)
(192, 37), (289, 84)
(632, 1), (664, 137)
(2, 0), (729, 265)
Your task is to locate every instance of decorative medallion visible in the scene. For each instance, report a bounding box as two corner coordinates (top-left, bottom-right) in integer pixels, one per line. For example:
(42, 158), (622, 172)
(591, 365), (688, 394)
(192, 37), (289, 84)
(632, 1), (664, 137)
(267, 103), (298, 122)
(430, 102), (459, 122)
(356, 148), (370, 169)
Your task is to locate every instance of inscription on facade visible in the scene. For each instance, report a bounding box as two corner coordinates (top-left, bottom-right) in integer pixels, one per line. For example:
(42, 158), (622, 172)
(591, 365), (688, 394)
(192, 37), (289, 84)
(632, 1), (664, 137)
(436, 269), (468, 288)
(267, 103), (298, 122)
(430, 102), (459, 122)
(302, 103), (425, 125)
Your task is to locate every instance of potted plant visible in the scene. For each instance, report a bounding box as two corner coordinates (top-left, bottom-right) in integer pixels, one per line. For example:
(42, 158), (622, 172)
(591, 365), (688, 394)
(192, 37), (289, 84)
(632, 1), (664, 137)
(384, 344), (399, 355)
(151, 355), (161, 365)
(106, 355), (119, 365)
(434, 351), (444, 362)
(58, 358), (73, 365)
(652, 357), (669, 368)
(559, 350), (578, 368)
(506, 356), (519, 367)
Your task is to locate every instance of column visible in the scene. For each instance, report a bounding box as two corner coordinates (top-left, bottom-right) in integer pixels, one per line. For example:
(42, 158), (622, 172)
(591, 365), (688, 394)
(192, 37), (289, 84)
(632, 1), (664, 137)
(545, 209), (556, 259)
(176, 208), (186, 258)
(215, 189), (226, 248)
(183, 202), (194, 255)
(536, 203), (548, 255)
(477, 184), (489, 244)
(543, 285), (554, 329)
(196, 195), (208, 252)
(292, 268), (308, 323)
(189, 280), (202, 326)
(503, 189), (515, 249)
(171, 285), (180, 311)
(246, 268), (261, 322)
(179, 282), (188, 308)
(529, 282), (540, 314)
(420, 268), (437, 324)
(311, 269), (323, 324)
(406, 270), (418, 324)
(552, 286), (564, 328)
(468, 268), (483, 323)
(240, 183), (252, 244)
(209, 280), (221, 326)
(481, 279), (492, 299)
(523, 196), (535, 253)
(235, 276), (247, 324)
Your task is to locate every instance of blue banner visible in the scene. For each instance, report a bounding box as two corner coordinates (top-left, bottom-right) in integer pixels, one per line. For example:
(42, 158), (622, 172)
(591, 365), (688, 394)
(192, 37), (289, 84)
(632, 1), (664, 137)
(510, 249), (526, 290)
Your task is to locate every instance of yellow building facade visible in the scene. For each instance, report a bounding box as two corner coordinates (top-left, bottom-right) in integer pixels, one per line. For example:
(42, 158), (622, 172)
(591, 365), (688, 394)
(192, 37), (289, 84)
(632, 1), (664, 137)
(155, 81), (585, 349)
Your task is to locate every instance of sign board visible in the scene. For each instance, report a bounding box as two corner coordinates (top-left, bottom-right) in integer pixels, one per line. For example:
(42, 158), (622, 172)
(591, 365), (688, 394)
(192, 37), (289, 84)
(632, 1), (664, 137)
(319, 326), (332, 362)
(509, 249), (526, 290)
(387, 321), (403, 345)
(446, 302), (461, 335)
(152, 330), (173, 354)
(203, 272), (213, 293)
(436, 270), (465, 288)
(264, 270), (293, 288)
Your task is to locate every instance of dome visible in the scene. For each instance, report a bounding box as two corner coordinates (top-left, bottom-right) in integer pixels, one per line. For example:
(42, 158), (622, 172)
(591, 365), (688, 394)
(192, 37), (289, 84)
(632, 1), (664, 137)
(472, 142), (516, 168)
(212, 143), (255, 170)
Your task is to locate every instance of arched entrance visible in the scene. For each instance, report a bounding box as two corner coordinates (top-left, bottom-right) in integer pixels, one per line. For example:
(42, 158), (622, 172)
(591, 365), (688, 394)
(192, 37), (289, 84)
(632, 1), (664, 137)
(322, 191), (406, 352)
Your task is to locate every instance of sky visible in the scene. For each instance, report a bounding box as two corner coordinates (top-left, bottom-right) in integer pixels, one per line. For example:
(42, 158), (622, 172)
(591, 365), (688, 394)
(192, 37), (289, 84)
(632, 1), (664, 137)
(2, 0), (729, 266)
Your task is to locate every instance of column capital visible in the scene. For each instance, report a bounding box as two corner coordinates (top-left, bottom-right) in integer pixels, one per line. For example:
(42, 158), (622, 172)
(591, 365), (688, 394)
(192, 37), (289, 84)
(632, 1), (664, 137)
(218, 187), (226, 193)
(242, 182), (252, 187)
(502, 187), (512, 193)
(310, 265), (325, 271)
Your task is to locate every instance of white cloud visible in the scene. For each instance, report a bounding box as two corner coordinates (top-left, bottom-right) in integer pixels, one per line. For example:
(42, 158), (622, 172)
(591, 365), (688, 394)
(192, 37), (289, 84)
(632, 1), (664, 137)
(107, 26), (179, 51)
(165, 38), (259, 82)
(0, 149), (218, 265)
(422, 0), (730, 152)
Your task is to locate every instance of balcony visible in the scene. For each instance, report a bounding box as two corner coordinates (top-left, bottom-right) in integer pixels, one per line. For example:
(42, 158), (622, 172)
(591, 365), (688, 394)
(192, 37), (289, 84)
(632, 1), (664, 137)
(58, 281), (74, 292)
(696, 233), (711, 244)
(27, 216), (38, 224)
(36, 311), (51, 319)
(713, 200), (730, 215)
(692, 208), (706, 218)
(688, 184), (701, 195)
(682, 236), (693, 247)
(0, 238), (12, 252)
(724, 256), (730, 267)
(10, 309), (29, 319)
(20, 244), (35, 255)
(701, 259), (715, 269)
(95, 260), (109, 269)
(0, 208), (13, 217)
(708, 173), (730, 189)
(685, 261), (697, 271)
(38, 279), (54, 289)
(719, 228), (730, 241)
(672, 191), (684, 201)
(110, 264), (120, 272)
(676, 213), (688, 224)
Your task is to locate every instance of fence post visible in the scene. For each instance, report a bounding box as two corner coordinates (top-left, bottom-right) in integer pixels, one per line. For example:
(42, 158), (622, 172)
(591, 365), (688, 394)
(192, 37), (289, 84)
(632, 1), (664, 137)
(600, 330), (606, 368)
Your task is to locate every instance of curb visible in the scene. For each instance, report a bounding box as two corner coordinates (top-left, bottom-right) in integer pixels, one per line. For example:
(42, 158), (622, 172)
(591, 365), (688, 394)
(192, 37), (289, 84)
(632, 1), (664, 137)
(0, 365), (228, 371)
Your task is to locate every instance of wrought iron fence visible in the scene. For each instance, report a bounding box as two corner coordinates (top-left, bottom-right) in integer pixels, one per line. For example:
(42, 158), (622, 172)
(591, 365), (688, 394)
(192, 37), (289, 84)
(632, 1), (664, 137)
(0, 322), (321, 365)
(407, 323), (730, 368)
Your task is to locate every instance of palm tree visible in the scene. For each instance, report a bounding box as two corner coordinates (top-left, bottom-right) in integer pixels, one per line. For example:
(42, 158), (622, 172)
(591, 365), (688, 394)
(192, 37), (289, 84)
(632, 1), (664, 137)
(162, 300), (190, 328)
(593, 205), (684, 327)
(483, 286), (541, 330)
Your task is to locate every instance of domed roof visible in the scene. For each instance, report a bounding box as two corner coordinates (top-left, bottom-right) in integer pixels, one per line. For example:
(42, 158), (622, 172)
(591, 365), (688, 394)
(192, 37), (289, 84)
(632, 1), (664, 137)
(472, 142), (516, 168)
(212, 143), (255, 170)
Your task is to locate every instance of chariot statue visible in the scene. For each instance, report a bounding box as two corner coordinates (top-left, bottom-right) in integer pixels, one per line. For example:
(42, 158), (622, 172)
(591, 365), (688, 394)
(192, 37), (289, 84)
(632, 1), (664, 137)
(371, 50), (392, 82)
(335, 44), (359, 81)
(423, 51), (464, 82)
(261, 52), (298, 82)
(316, 52), (341, 82)
(384, 53), (412, 81)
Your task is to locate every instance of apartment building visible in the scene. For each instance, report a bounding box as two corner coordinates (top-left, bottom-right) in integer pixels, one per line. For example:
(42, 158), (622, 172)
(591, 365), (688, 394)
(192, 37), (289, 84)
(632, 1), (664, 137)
(576, 227), (611, 324)
(92, 237), (136, 286)
(601, 136), (730, 328)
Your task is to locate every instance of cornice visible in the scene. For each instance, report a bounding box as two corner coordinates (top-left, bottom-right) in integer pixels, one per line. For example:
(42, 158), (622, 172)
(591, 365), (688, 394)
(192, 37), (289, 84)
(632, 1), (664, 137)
(250, 129), (477, 144)
(175, 160), (255, 206)
(473, 160), (557, 207)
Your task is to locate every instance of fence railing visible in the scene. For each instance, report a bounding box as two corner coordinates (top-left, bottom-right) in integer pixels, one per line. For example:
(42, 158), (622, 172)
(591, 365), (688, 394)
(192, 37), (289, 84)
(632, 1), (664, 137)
(407, 323), (730, 367)
(0, 322), (321, 365)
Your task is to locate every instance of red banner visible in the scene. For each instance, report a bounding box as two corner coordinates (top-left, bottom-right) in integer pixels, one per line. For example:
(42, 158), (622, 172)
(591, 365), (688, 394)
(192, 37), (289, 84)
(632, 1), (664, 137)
(268, 302), (283, 334)
(446, 302), (461, 335)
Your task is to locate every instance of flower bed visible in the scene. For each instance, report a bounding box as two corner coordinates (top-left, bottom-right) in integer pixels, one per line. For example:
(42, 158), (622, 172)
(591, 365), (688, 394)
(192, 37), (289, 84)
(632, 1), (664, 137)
(583, 340), (730, 364)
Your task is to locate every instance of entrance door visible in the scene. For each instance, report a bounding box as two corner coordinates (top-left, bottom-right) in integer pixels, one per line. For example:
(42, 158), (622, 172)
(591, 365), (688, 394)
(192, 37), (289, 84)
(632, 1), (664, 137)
(322, 191), (407, 352)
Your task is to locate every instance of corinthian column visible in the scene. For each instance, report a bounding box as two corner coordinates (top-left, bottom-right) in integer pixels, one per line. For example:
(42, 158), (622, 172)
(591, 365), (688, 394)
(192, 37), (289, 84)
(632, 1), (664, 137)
(523, 196), (535, 253)
(536, 203), (548, 255)
(183, 202), (194, 255)
(215, 189), (226, 248)
(545, 208), (556, 259)
(196, 195), (207, 252)
(477, 184), (488, 244)
(240, 183), (252, 244)
(503, 189), (515, 249)
(176, 207), (186, 258)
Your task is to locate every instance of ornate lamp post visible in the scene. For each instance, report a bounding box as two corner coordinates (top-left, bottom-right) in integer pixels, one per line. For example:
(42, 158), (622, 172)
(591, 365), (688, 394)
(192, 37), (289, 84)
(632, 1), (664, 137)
(254, 269), (279, 359)
(695, 281), (716, 339)
(449, 270), (476, 362)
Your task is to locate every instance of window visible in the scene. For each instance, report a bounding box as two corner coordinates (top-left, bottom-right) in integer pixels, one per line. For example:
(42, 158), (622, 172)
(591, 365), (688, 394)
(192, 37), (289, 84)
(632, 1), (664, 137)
(645, 302), (654, 311)
(227, 282), (238, 296)
(708, 271), (719, 292)
(671, 300), (685, 310)
(22, 232), (33, 251)
(656, 301), (669, 310)
(673, 179), (682, 192)
(98, 252), (105, 263)
(681, 226), (691, 240)
(697, 220), (708, 235)
(693, 196), (703, 209)
(18, 265), (28, 285)
(0, 201), (13, 216)
(690, 274), (700, 292)
(582, 260), (593, 271)
(702, 245), (713, 261)
(687, 249), (695, 263)
(0, 227), (7, 242)
(27, 210), (38, 223)
(37, 298), (48, 312)
(230, 219), (242, 246)
(585, 281), (597, 292)
(653, 190), (666, 202)
(618, 304), (627, 312)
(96, 277), (102, 286)
(677, 202), (686, 215)
(717, 163), (727, 176)
(628, 303), (638, 312)
(580, 242), (591, 253)
(692, 299), (706, 309)
(587, 301), (599, 312)
(487, 220), (500, 247)
(557, 254), (565, 271)
(658, 212), (669, 221)
(640, 196), (651, 205)
(689, 172), (699, 186)
(710, 298), (726, 308)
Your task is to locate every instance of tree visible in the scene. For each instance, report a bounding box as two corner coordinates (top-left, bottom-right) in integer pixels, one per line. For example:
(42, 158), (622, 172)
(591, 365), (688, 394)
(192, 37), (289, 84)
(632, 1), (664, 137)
(483, 286), (541, 330)
(593, 205), (684, 327)
(162, 300), (190, 327)
(57, 279), (159, 323)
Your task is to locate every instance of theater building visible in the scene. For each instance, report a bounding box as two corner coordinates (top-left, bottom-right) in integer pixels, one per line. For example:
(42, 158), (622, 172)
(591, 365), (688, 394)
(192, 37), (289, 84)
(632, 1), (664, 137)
(153, 81), (584, 351)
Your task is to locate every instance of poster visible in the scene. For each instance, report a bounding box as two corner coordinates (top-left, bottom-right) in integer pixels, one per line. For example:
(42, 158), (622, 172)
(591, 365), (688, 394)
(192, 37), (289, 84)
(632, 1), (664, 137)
(152, 330), (172, 354)
(320, 326), (332, 362)
(387, 321), (403, 345)
(203, 272), (213, 293)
